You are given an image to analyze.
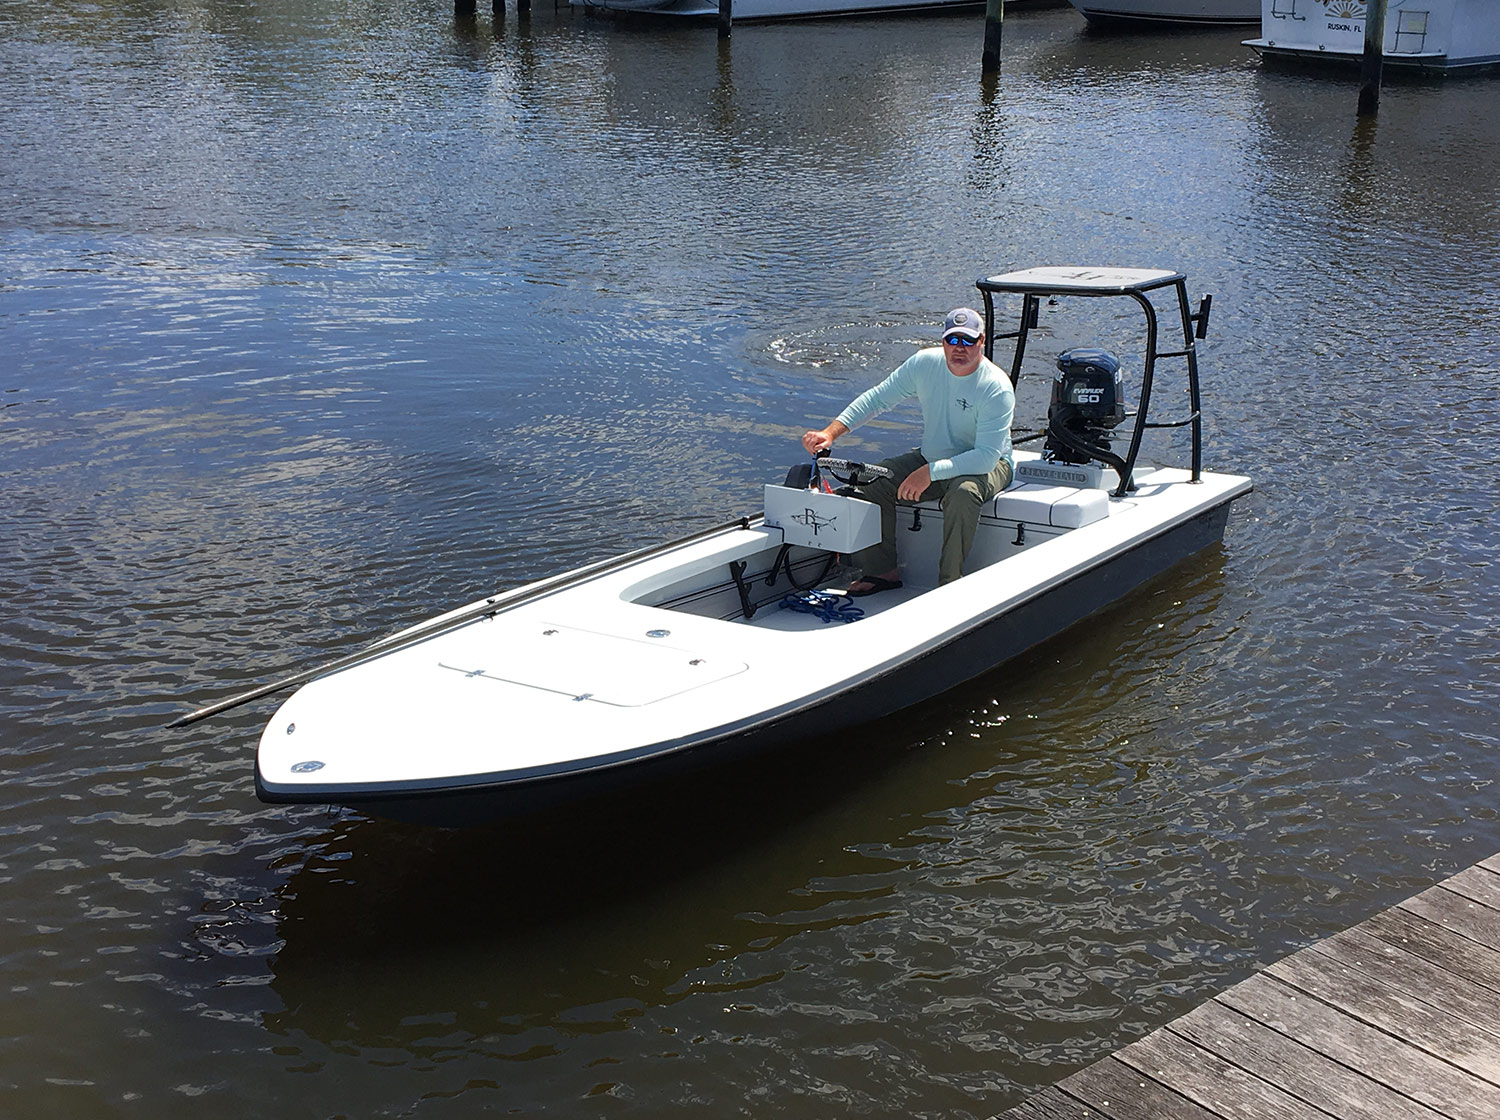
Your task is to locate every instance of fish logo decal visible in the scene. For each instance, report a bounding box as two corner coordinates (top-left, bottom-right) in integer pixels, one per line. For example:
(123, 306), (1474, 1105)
(793, 508), (838, 536)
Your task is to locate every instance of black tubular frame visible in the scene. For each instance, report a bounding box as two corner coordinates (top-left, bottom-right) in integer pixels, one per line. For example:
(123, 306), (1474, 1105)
(975, 268), (1210, 498)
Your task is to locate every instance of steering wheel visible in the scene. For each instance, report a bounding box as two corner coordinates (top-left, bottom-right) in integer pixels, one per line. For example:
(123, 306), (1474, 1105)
(817, 457), (893, 487)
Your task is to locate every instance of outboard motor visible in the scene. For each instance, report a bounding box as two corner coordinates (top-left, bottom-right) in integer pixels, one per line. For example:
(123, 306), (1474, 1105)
(1043, 348), (1126, 468)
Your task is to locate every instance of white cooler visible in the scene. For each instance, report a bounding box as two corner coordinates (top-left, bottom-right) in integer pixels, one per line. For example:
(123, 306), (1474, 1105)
(763, 486), (882, 553)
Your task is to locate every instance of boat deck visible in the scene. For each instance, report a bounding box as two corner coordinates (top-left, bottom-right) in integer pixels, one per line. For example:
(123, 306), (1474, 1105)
(738, 583), (927, 631)
(995, 853), (1500, 1120)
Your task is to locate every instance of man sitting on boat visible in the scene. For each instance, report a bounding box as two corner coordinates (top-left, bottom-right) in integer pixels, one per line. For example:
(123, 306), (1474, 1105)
(801, 307), (1015, 596)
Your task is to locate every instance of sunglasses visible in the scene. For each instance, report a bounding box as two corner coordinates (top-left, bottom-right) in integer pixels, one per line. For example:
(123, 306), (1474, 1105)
(944, 334), (979, 348)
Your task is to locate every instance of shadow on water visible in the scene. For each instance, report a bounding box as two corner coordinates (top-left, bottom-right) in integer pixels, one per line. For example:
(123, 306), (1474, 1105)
(261, 733), (940, 1047)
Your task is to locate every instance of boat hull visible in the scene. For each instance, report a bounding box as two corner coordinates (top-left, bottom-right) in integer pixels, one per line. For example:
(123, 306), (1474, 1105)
(572, 0), (1060, 21)
(1245, 0), (1500, 74)
(1067, 0), (1259, 25)
(256, 495), (1239, 827)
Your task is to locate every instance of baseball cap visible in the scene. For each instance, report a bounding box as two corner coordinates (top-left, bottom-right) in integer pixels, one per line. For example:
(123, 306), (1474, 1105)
(943, 307), (984, 340)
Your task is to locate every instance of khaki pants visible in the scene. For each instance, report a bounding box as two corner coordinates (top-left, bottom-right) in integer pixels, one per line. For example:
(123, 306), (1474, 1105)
(850, 449), (1013, 586)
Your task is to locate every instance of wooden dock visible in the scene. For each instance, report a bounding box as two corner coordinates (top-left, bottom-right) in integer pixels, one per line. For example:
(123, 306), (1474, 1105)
(996, 853), (1500, 1120)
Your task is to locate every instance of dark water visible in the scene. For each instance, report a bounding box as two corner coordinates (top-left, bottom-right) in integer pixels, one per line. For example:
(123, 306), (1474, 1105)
(3, 1), (1499, 1115)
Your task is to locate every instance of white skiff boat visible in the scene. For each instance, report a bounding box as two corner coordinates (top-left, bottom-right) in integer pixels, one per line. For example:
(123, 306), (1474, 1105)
(172, 266), (1251, 827)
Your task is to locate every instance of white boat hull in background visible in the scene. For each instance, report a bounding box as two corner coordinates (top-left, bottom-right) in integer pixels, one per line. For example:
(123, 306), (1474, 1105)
(573, 0), (1059, 20)
(1067, 0), (1259, 24)
(1245, 0), (1500, 73)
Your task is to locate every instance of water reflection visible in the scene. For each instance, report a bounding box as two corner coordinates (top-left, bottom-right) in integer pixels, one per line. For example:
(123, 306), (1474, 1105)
(1249, 72), (1500, 254)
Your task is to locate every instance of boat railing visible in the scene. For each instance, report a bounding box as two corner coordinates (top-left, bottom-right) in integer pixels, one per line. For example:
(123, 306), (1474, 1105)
(975, 267), (1211, 498)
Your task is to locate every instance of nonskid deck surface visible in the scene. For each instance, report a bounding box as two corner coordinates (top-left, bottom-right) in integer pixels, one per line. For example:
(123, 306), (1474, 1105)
(740, 582), (927, 631)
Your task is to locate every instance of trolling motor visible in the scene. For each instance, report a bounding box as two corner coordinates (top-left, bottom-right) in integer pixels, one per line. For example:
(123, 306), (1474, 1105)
(1039, 347), (1131, 486)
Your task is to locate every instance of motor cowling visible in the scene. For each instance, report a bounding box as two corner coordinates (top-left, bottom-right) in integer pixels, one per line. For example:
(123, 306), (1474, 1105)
(1043, 347), (1125, 466)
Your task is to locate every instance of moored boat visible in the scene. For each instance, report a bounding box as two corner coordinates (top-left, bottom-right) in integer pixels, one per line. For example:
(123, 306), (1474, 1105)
(572, 0), (1061, 22)
(1245, 0), (1500, 74)
(1066, 0), (1259, 25)
(171, 266), (1252, 828)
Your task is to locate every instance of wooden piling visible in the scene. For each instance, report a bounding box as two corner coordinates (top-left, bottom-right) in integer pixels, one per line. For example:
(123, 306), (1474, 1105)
(718, 0), (732, 39)
(982, 0), (1004, 75)
(1358, 0), (1389, 116)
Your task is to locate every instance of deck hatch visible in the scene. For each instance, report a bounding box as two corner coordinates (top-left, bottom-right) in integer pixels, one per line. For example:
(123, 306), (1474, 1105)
(436, 620), (747, 706)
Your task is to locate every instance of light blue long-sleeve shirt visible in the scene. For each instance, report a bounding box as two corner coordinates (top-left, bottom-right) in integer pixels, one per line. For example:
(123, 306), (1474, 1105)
(835, 348), (1014, 480)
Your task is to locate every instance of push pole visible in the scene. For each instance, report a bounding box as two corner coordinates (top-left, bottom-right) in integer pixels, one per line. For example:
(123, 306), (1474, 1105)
(1358, 0), (1389, 115)
(982, 0), (1004, 75)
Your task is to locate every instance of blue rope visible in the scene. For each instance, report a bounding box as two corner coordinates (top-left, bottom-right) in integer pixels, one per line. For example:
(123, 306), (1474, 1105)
(778, 590), (864, 624)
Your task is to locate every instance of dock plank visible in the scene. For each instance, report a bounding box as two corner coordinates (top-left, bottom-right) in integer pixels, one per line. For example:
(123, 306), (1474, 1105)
(1000, 1087), (1112, 1120)
(1307, 923), (1500, 1040)
(1266, 935), (1500, 1083)
(1359, 906), (1500, 995)
(1218, 972), (1500, 1120)
(1114, 1026), (1330, 1120)
(1167, 997), (1447, 1120)
(1439, 864), (1500, 911)
(1399, 883), (1500, 946)
(1053, 1055), (1222, 1120)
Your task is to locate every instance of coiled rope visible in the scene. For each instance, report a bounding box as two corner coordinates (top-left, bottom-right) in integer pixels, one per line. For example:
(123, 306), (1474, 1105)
(777, 590), (864, 624)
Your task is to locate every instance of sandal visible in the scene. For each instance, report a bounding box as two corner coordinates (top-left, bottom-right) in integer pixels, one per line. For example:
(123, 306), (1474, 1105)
(846, 576), (903, 598)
